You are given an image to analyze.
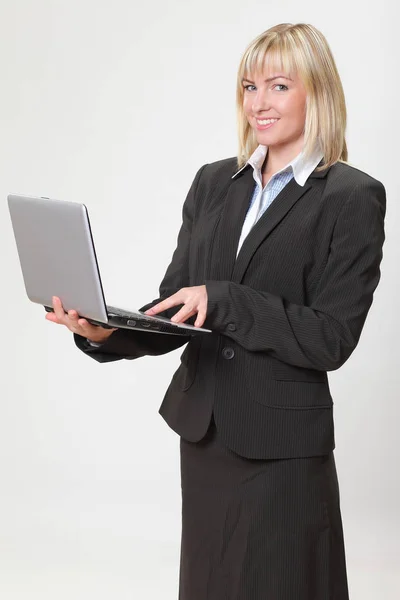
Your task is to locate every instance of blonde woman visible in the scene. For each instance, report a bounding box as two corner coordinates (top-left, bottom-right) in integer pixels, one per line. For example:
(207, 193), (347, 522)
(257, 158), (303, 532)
(49, 23), (386, 599)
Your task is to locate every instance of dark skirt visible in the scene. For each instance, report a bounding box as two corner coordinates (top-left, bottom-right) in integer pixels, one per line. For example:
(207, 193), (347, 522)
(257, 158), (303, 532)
(179, 415), (349, 600)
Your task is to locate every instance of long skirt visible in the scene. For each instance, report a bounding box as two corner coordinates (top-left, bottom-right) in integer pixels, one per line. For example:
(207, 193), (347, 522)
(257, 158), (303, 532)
(179, 414), (349, 600)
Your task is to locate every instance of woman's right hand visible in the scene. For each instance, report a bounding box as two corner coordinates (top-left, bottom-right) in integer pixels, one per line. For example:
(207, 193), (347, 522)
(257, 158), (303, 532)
(45, 296), (118, 344)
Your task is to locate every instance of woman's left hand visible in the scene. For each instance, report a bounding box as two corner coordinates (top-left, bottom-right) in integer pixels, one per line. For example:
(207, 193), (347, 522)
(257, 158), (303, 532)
(144, 285), (208, 328)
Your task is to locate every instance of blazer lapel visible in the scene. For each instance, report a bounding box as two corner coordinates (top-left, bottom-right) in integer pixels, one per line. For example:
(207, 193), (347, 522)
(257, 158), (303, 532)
(210, 166), (255, 281)
(231, 164), (329, 283)
(208, 160), (329, 283)
(231, 178), (308, 282)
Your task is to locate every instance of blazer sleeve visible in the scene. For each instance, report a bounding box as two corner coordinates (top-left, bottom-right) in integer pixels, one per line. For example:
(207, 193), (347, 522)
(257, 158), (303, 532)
(74, 163), (208, 363)
(204, 178), (386, 371)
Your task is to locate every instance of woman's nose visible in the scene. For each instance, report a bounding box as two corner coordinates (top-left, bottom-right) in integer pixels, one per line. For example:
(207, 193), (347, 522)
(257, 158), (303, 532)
(252, 92), (271, 113)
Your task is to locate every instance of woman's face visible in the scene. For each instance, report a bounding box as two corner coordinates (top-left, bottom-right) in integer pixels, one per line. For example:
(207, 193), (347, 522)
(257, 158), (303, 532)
(242, 67), (307, 155)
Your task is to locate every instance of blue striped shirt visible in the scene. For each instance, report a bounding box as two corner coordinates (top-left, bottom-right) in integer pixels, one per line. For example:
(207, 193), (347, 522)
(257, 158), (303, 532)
(247, 169), (294, 220)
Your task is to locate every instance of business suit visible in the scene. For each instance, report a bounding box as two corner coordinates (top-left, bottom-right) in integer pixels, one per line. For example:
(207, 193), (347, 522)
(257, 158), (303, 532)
(76, 156), (386, 459)
(75, 156), (386, 599)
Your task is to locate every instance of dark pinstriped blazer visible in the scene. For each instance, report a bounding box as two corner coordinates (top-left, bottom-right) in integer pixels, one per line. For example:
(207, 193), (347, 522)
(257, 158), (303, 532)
(75, 157), (386, 459)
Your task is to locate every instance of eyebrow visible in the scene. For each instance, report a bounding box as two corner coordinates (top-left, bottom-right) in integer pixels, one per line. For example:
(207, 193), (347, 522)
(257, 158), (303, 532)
(241, 75), (293, 83)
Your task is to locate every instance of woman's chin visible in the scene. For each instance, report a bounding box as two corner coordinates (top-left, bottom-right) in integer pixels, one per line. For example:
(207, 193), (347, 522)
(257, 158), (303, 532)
(255, 133), (279, 146)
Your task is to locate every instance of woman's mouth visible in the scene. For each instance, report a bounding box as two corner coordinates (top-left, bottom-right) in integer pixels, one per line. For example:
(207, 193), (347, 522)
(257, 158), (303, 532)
(255, 118), (279, 130)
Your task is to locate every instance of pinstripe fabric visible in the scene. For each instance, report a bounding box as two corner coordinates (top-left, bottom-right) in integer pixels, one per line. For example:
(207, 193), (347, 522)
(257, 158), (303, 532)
(73, 155), (385, 599)
(75, 155), (386, 460)
(179, 416), (349, 600)
(236, 143), (323, 255)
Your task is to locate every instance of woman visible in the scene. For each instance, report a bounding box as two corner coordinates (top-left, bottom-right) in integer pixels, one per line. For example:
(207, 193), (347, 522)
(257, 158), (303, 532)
(48, 23), (386, 600)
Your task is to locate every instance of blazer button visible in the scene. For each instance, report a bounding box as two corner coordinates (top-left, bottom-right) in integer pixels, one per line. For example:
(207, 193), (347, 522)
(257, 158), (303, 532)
(222, 347), (235, 360)
(227, 323), (236, 332)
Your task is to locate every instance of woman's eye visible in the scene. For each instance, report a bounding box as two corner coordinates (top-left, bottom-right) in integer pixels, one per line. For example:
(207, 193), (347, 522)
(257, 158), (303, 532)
(244, 84), (256, 92)
(274, 84), (288, 91)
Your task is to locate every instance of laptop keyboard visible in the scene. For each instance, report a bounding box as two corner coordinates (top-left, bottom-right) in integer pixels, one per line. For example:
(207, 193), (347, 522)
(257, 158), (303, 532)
(106, 304), (192, 335)
(107, 305), (177, 324)
(107, 305), (156, 321)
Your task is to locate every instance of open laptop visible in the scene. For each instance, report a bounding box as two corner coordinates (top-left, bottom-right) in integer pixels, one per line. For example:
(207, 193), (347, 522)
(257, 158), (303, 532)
(8, 194), (211, 336)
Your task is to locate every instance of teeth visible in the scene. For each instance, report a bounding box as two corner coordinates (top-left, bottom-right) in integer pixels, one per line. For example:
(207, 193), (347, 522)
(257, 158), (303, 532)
(257, 118), (278, 125)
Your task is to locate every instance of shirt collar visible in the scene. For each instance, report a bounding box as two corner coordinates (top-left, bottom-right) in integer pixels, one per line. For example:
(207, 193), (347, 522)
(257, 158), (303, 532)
(232, 144), (324, 187)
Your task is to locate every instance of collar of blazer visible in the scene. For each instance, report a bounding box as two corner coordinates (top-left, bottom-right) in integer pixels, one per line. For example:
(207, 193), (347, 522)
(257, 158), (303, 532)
(210, 158), (330, 283)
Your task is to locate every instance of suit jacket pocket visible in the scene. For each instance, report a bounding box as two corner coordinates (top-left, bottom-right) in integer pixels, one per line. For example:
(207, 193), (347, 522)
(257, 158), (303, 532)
(271, 357), (327, 383)
(243, 351), (332, 408)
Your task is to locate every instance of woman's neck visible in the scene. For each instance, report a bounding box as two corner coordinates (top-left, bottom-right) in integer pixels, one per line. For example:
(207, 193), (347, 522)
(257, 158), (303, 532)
(262, 141), (304, 176)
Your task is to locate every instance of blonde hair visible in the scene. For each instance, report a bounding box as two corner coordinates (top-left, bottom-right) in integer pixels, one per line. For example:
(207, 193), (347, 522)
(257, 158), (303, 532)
(236, 23), (348, 171)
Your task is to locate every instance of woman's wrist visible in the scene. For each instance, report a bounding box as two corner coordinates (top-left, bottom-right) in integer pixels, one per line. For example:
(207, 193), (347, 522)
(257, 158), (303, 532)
(87, 328), (116, 346)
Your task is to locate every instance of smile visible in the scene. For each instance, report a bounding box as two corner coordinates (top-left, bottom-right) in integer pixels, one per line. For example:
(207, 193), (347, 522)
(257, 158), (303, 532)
(255, 118), (279, 130)
(256, 118), (279, 125)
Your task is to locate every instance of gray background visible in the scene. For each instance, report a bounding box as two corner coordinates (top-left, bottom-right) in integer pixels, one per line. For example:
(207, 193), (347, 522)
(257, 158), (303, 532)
(1, 0), (398, 598)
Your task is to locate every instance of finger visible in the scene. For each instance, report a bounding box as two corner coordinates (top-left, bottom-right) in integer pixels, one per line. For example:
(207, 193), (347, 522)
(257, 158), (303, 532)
(46, 308), (79, 331)
(52, 296), (67, 322)
(171, 306), (196, 324)
(145, 293), (182, 316)
(45, 311), (61, 324)
(194, 309), (207, 328)
(76, 318), (95, 335)
(78, 319), (117, 340)
(68, 318), (98, 337)
(77, 319), (109, 334)
(63, 310), (82, 332)
(59, 307), (79, 331)
(67, 309), (80, 325)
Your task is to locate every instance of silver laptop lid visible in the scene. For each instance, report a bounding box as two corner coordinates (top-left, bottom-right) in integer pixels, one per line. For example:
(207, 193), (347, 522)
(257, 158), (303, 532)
(8, 194), (109, 323)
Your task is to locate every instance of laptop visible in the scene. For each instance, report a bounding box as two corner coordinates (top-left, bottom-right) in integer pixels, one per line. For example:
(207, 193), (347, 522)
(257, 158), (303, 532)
(7, 194), (211, 336)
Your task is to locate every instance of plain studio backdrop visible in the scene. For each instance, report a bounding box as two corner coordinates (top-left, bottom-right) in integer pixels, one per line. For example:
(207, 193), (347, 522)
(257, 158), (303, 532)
(0, 1), (398, 598)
